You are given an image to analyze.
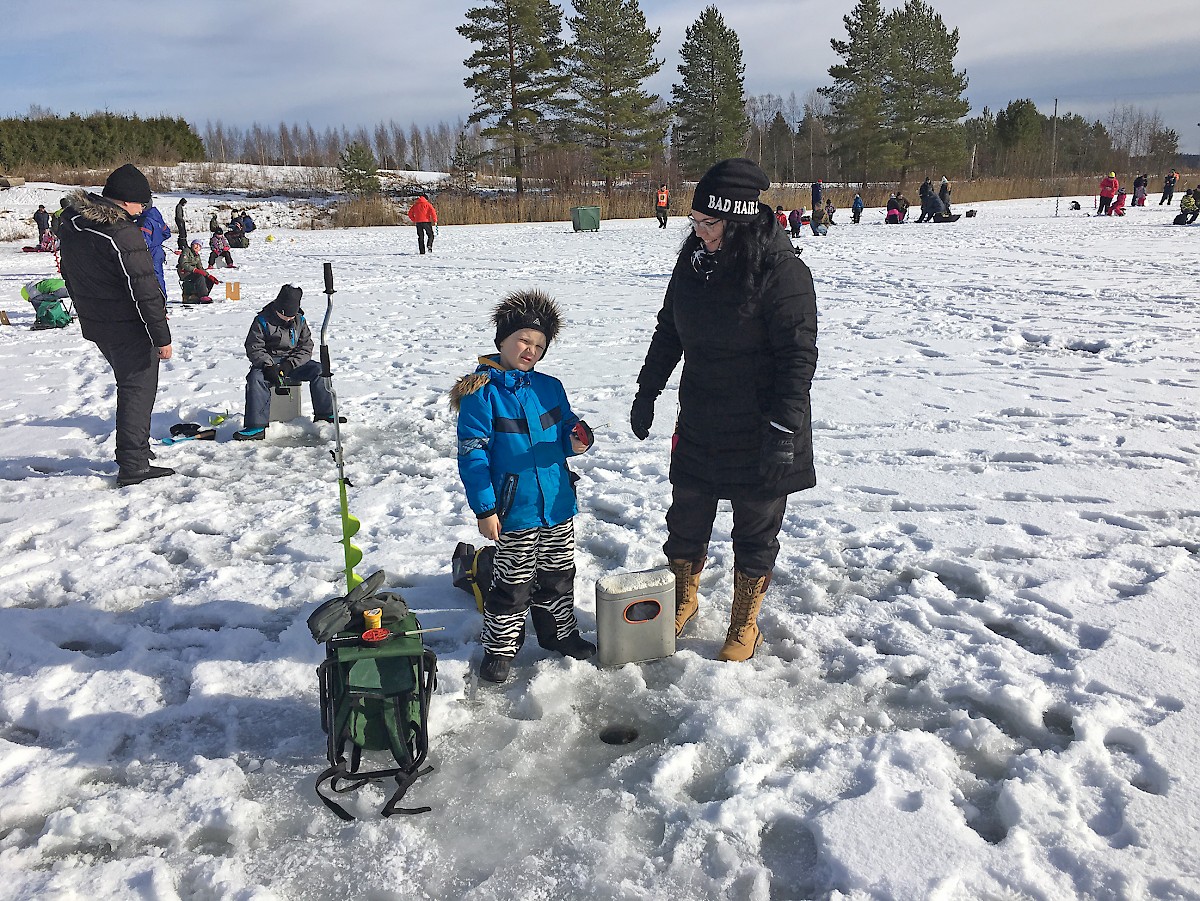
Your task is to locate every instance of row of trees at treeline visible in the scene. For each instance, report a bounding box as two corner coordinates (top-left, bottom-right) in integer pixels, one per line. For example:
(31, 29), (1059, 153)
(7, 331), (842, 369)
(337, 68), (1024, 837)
(0, 111), (204, 172)
(2, 0), (1184, 196)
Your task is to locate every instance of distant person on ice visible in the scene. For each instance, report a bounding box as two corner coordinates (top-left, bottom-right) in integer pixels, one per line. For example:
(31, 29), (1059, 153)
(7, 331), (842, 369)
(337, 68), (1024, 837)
(33, 205), (51, 239)
(630, 157), (819, 663)
(1098, 172), (1119, 216)
(1132, 174), (1147, 207)
(451, 289), (596, 684)
(174, 197), (188, 249)
(177, 239), (216, 304)
(788, 206), (804, 238)
(233, 285), (340, 441)
(209, 229), (235, 268)
(57, 163), (174, 488)
(1108, 189), (1128, 216)
(1160, 170), (1178, 205)
(655, 183), (670, 228)
(810, 202), (827, 235)
(1178, 189), (1199, 225)
(938, 176), (952, 214)
(408, 193), (437, 254)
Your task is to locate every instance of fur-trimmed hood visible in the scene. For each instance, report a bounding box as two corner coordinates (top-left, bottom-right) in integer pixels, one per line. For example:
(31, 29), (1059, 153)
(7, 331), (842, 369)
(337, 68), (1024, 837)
(449, 355), (505, 410)
(66, 189), (134, 226)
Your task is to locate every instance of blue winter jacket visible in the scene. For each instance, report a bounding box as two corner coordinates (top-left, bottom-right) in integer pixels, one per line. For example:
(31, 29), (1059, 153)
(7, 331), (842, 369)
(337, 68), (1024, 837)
(453, 355), (581, 533)
(138, 206), (172, 295)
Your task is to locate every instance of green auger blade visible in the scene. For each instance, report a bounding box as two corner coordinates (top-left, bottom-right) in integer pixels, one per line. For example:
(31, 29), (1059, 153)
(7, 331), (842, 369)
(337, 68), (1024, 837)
(338, 478), (363, 591)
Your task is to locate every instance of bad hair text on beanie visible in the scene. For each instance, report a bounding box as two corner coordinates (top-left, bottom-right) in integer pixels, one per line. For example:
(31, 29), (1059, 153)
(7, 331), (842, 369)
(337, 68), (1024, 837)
(691, 158), (770, 223)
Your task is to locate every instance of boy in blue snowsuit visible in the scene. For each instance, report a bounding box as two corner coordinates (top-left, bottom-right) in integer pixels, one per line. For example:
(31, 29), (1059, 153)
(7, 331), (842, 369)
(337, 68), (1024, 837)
(452, 289), (596, 683)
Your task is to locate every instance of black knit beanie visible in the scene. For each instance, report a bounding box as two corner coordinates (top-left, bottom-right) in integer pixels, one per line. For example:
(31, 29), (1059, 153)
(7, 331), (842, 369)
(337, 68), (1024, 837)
(692, 158), (770, 222)
(101, 164), (152, 205)
(493, 289), (562, 352)
(273, 284), (303, 317)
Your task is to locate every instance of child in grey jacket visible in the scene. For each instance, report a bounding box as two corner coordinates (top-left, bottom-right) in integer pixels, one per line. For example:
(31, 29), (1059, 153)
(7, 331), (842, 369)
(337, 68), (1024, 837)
(233, 285), (340, 440)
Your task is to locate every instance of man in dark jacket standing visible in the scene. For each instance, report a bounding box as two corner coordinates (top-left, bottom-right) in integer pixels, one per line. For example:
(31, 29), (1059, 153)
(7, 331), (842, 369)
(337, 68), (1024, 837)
(33, 205), (51, 239)
(1160, 170), (1177, 206)
(174, 196), (188, 249)
(59, 163), (174, 487)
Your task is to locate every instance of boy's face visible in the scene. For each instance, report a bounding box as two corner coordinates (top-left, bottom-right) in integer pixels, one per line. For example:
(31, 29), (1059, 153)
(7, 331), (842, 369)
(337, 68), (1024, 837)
(498, 328), (547, 371)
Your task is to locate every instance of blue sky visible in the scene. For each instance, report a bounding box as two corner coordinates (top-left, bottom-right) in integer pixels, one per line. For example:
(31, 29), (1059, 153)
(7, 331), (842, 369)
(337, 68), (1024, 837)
(4, 1), (1199, 152)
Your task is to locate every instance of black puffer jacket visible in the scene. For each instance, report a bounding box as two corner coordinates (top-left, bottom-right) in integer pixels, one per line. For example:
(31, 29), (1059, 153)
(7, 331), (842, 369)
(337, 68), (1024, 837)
(58, 190), (170, 347)
(637, 226), (818, 500)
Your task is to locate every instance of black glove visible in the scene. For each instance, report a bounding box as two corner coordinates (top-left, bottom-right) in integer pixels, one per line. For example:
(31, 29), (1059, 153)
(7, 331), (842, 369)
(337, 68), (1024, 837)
(261, 363), (285, 388)
(630, 393), (655, 441)
(280, 359), (296, 377)
(759, 427), (795, 482)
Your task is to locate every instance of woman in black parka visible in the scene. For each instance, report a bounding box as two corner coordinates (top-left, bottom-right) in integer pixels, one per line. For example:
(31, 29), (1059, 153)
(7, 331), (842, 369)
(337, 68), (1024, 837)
(630, 158), (818, 662)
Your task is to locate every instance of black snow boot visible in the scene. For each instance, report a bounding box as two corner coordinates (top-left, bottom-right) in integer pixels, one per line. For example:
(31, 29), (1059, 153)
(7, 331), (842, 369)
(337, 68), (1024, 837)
(117, 465), (175, 488)
(544, 629), (596, 660)
(479, 653), (513, 684)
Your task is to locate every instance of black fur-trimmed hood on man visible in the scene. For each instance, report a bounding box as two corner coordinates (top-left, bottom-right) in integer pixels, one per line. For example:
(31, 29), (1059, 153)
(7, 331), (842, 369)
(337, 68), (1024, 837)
(67, 189), (133, 226)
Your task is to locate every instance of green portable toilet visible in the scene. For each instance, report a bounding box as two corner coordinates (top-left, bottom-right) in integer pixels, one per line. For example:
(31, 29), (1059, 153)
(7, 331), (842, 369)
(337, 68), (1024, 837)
(570, 206), (601, 232)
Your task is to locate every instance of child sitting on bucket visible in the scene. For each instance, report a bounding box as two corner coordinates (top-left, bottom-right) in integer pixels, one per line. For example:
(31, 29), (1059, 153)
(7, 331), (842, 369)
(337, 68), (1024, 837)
(177, 239), (216, 304)
(233, 285), (341, 440)
(451, 289), (596, 683)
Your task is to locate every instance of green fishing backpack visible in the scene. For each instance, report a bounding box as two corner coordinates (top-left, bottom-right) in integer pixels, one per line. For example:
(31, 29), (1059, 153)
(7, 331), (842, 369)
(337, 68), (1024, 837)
(34, 299), (71, 329)
(315, 585), (437, 819)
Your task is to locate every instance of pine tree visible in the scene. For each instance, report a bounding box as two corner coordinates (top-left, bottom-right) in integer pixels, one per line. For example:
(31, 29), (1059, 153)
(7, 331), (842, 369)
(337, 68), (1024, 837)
(565, 0), (663, 197)
(670, 6), (748, 178)
(881, 0), (970, 188)
(458, 0), (569, 195)
(449, 132), (478, 192)
(765, 111), (795, 183)
(995, 99), (1046, 175)
(337, 142), (380, 195)
(820, 0), (892, 187)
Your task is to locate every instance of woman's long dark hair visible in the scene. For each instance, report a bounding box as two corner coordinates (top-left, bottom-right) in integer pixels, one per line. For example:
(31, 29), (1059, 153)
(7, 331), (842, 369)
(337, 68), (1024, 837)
(679, 202), (778, 316)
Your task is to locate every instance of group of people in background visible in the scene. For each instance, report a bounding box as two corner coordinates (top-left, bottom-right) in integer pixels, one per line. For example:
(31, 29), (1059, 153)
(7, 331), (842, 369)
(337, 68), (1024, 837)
(660, 175), (958, 232)
(1098, 169), (1196, 221)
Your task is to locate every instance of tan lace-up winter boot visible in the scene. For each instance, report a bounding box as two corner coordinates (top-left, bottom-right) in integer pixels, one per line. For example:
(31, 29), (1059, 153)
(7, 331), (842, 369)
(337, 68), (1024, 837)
(669, 558), (703, 636)
(717, 571), (769, 661)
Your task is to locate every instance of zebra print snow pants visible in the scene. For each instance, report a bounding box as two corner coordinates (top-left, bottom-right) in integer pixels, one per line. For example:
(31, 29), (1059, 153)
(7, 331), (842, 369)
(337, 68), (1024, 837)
(480, 519), (578, 657)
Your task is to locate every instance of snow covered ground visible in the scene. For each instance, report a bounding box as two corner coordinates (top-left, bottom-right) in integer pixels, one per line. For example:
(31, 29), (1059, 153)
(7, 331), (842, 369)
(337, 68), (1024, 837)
(1, 189), (1198, 900)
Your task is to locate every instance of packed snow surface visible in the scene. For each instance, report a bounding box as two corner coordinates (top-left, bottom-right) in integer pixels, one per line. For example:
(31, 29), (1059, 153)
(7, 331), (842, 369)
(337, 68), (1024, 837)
(1, 188), (1198, 900)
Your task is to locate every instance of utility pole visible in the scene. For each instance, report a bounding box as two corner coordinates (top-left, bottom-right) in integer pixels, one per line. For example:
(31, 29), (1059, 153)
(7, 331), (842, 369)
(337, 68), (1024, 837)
(1052, 99), (1060, 217)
